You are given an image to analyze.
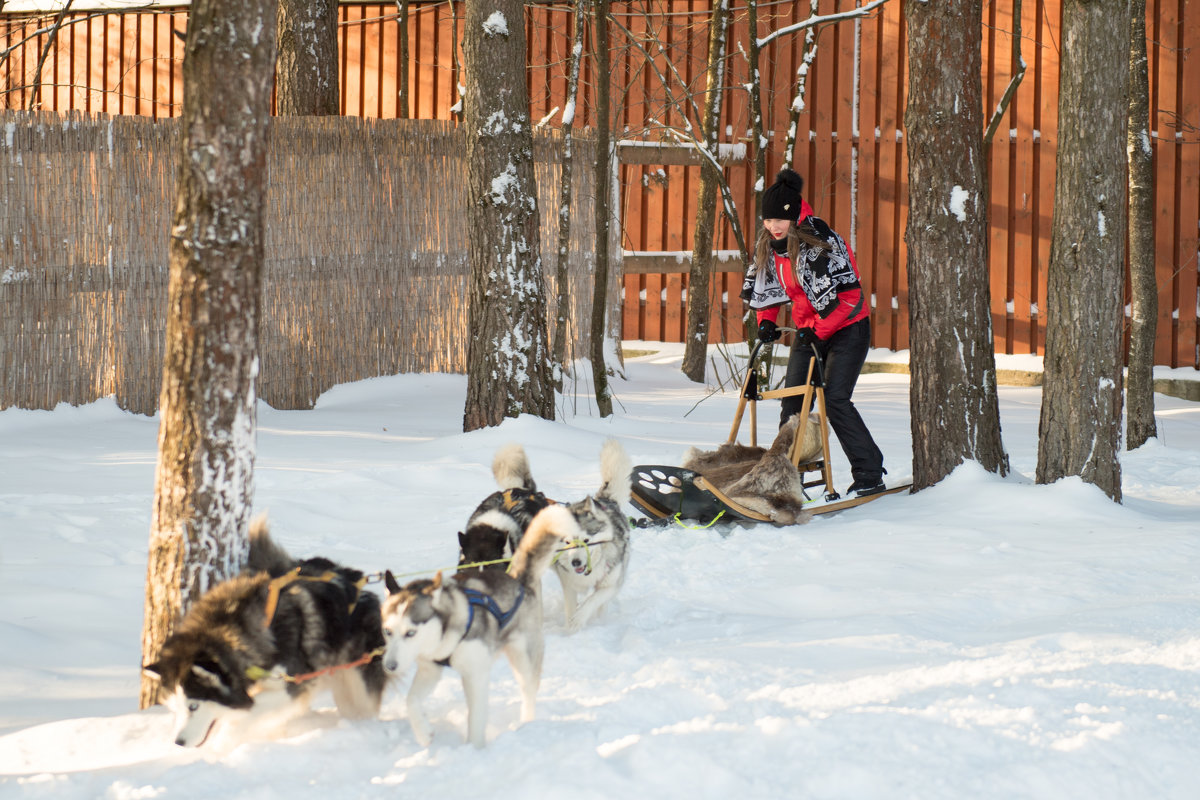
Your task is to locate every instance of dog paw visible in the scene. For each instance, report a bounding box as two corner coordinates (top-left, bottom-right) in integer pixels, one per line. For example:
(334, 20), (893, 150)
(410, 722), (433, 747)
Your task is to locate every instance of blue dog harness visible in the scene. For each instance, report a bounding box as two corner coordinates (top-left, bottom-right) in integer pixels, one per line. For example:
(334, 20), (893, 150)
(463, 585), (525, 633)
(433, 584), (526, 668)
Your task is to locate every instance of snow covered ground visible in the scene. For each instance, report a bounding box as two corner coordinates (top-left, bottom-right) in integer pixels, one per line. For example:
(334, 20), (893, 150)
(2, 342), (1199, 799)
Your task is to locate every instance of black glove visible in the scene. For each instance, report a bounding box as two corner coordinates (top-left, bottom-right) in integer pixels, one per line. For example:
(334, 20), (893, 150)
(795, 327), (818, 347)
(757, 319), (782, 343)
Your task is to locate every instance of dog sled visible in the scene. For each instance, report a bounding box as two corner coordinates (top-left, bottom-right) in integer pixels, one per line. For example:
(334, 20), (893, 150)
(630, 335), (910, 527)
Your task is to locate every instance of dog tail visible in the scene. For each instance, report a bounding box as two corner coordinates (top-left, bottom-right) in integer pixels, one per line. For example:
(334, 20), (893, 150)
(492, 442), (537, 492)
(246, 514), (297, 575)
(596, 438), (632, 507)
(507, 505), (580, 589)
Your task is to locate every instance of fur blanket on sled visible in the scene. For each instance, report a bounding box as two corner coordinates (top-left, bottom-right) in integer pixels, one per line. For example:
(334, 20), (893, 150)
(680, 414), (822, 525)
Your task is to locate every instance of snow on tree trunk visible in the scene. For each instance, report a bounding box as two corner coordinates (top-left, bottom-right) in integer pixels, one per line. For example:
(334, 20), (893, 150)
(904, 0), (1009, 489)
(462, 0), (554, 431)
(746, 0), (766, 222)
(1036, 0), (1129, 501)
(276, 0), (339, 116)
(682, 0), (730, 383)
(552, 1), (586, 373)
(590, 0), (614, 416)
(1125, 0), (1157, 450)
(140, 0), (277, 709)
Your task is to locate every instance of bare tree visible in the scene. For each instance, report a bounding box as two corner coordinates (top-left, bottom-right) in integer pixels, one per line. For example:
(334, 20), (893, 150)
(903, 0), (1008, 489)
(462, 0), (555, 430)
(1036, 0), (1130, 501)
(140, 0), (278, 708)
(396, 0), (411, 119)
(1126, 0), (1157, 449)
(757, 0), (890, 168)
(744, 0), (766, 219)
(276, 0), (339, 115)
(25, 0), (74, 110)
(589, 0), (614, 416)
(681, 0), (731, 383)
(983, 0), (1025, 148)
(551, 0), (587, 373)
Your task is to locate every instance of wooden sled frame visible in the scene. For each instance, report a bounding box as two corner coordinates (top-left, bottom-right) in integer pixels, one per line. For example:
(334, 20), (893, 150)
(629, 336), (912, 526)
(727, 338), (837, 501)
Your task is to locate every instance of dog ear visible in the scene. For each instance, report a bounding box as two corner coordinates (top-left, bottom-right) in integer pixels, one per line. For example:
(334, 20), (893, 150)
(191, 663), (226, 690)
(384, 569), (401, 594)
(457, 531), (467, 548)
(142, 662), (162, 679)
(427, 571), (443, 592)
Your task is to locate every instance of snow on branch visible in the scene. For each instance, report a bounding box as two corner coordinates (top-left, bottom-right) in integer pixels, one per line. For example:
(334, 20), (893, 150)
(757, 0), (891, 49)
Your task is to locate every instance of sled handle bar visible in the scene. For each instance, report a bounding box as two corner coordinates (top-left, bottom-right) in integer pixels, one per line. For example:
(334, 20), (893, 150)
(747, 328), (827, 389)
(731, 329), (837, 498)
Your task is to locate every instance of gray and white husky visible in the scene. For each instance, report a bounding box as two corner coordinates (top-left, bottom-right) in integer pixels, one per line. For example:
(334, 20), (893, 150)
(143, 517), (387, 749)
(552, 439), (633, 631)
(381, 504), (580, 748)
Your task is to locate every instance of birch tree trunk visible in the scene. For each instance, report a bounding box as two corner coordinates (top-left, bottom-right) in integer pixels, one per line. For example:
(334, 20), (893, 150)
(1126, 0), (1157, 449)
(276, 0), (338, 116)
(904, 0), (1008, 489)
(1036, 0), (1130, 500)
(462, 0), (554, 430)
(140, 0), (277, 708)
(681, 0), (730, 383)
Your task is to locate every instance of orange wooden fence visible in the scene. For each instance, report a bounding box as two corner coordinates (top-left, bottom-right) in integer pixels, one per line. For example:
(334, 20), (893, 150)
(2, 0), (1197, 367)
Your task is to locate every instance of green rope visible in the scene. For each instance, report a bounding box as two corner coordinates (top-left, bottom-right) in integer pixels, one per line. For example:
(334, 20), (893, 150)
(383, 539), (600, 585)
(551, 538), (594, 573)
(671, 509), (725, 529)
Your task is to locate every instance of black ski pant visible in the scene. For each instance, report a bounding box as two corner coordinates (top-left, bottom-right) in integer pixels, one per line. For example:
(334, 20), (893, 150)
(779, 317), (885, 483)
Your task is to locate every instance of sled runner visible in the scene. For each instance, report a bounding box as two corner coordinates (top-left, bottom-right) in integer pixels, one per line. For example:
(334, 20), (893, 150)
(630, 336), (909, 526)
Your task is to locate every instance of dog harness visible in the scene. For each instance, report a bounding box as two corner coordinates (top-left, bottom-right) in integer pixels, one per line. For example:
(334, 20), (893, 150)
(261, 566), (367, 629)
(433, 585), (526, 667)
(462, 585), (525, 631)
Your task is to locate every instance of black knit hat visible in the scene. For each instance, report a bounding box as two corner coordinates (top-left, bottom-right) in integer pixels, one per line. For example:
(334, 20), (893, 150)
(761, 168), (805, 222)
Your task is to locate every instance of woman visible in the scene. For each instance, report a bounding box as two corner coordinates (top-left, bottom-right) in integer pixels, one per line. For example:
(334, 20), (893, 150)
(741, 168), (886, 497)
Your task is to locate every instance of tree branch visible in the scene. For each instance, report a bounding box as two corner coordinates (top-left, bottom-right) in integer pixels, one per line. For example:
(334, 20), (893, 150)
(983, 0), (1024, 147)
(757, 0), (891, 49)
(27, 0), (76, 111)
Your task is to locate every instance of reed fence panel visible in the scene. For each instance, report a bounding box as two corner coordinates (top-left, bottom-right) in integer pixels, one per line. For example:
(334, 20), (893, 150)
(0, 111), (606, 412)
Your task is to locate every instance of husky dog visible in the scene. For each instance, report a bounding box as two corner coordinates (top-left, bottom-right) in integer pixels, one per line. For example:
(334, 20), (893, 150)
(457, 443), (553, 572)
(143, 517), (387, 749)
(382, 504), (580, 748)
(552, 439), (633, 632)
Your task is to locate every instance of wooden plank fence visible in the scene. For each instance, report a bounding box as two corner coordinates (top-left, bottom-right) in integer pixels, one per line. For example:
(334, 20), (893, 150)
(2, 0), (1198, 368)
(0, 111), (613, 412)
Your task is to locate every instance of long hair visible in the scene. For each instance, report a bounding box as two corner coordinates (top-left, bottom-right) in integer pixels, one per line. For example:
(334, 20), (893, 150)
(752, 220), (831, 275)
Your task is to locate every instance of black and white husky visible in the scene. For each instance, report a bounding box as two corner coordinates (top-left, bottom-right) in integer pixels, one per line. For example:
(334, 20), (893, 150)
(381, 504), (580, 748)
(456, 443), (553, 572)
(552, 439), (633, 631)
(143, 517), (387, 749)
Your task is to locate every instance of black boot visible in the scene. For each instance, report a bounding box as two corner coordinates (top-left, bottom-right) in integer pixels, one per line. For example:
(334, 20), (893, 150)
(847, 475), (886, 497)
